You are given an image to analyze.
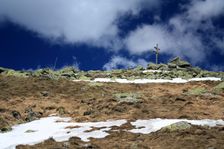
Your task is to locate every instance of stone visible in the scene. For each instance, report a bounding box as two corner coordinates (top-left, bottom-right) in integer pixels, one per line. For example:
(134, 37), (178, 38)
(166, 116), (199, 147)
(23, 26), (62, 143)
(168, 63), (177, 69)
(147, 63), (159, 70)
(11, 111), (21, 119)
(0, 67), (7, 74)
(25, 108), (41, 122)
(25, 130), (37, 133)
(57, 107), (66, 115)
(134, 65), (144, 71)
(40, 91), (49, 97)
(158, 64), (168, 70)
(161, 121), (192, 132)
(169, 57), (191, 68)
(0, 117), (11, 133)
(83, 110), (94, 116)
(114, 93), (142, 103)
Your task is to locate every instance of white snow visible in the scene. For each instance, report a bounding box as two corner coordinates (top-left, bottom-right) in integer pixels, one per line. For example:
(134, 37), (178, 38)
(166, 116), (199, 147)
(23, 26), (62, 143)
(130, 118), (224, 134)
(90, 77), (221, 84)
(74, 77), (221, 84)
(1, 117), (224, 149)
(188, 77), (221, 81)
(0, 117), (126, 149)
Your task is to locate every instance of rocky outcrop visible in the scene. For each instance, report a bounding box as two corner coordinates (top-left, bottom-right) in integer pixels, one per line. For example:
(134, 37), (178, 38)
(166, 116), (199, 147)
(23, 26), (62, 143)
(168, 57), (191, 69)
(0, 57), (223, 80)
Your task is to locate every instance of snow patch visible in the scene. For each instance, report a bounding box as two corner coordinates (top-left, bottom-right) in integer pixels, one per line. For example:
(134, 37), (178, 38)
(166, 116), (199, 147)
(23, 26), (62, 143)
(0, 117), (126, 149)
(1, 117), (224, 149)
(130, 118), (224, 134)
(90, 77), (221, 84)
(74, 77), (221, 84)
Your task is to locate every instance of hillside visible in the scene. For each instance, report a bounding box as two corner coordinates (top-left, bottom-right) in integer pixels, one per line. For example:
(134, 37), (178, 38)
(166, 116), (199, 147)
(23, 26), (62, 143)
(0, 57), (224, 149)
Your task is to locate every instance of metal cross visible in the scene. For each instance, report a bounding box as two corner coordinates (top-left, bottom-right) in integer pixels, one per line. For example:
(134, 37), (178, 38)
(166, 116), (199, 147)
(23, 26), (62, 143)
(154, 44), (160, 64)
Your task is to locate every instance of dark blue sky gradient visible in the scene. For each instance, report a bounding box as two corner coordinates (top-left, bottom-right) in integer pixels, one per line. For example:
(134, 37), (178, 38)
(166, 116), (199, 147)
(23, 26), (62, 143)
(0, 0), (223, 71)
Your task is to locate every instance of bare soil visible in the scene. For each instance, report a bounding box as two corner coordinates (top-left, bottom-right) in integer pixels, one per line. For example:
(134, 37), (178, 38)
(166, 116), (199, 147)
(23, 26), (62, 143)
(0, 75), (224, 149)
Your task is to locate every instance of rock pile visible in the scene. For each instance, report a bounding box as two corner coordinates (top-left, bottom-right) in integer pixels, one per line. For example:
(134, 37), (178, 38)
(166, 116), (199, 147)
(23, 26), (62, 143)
(0, 57), (223, 80)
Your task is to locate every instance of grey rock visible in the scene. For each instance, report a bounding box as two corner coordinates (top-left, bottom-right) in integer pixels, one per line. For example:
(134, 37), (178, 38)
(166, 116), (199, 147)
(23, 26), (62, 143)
(25, 108), (41, 122)
(40, 91), (49, 97)
(161, 121), (192, 132)
(147, 63), (159, 70)
(169, 57), (191, 68)
(11, 111), (21, 119)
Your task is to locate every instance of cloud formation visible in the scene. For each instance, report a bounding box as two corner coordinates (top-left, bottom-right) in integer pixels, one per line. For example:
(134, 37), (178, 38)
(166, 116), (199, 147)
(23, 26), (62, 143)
(0, 0), (223, 67)
(125, 0), (224, 63)
(0, 0), (160, 48)
(103, 56), (147, 70)
(186, 0), (224, 21)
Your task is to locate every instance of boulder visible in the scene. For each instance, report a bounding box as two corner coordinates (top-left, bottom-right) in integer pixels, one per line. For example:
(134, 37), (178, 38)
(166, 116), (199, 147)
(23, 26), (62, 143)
(161, 121), (191, 132)
(168, 63), (177, 69)
(0, 67), (7, 74)
(11, 111), (21, 119)
(147, 63), (159, 70)
(40, 91), (49, 97)
(134, 65), (144, 71)
(57, 66), (78, 78)
(25, 108), (41, 122)
(0, 117), (11, 132)
(169, 57), (191, 68)
(158, 64), (169, 70)
(114, 93), (142, 103)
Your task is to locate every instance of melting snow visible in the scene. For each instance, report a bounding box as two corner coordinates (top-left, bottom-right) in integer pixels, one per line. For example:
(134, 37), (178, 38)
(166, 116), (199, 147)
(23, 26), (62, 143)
(1, 117), (224, 149)
(75, 77), (221, 84)
(0, 117), (126, 149)
(130, 118), (224, 134)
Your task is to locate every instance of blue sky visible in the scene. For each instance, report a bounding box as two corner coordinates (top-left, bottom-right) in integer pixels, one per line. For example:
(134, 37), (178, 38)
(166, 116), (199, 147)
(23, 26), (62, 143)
(0, 0), (224, 71)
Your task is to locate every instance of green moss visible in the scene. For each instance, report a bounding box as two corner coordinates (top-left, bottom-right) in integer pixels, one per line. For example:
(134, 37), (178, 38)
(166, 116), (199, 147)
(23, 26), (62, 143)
(187, 87), (207, 95)
(78, 75), (91, 81)
(88, 82), (104, 87)
(114, 93), (142, 103)
(57, 107), (66, 115)
(213, 82), (224, 94)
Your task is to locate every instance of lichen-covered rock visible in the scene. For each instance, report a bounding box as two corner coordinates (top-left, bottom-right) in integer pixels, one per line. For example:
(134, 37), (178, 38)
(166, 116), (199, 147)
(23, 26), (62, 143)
(158, 64), (169, 71)
(114, 93), (142, 103)
(32, 68), (57, 79)
(0, 117), (11, 133)
(134, 65), (144, 71)
(25, 108), (41, 122)
(56, 66), (78, 79)
(187, 87), (207, 95)
(0, 67), (8, 74)
(169, 57), (191, 68)
(213, 82), (224, 94)
(147, 63), (159, 70)
(161, 121), (192, 132)
(40, 91), (49, 97)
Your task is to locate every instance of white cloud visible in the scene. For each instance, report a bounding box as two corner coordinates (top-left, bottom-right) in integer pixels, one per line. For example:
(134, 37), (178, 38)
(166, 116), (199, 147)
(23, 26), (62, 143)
(125, 24), (205, 63)
(103, 56), (147, 70)
(125, 0), (224, 64)
(186, 0), (224, 21)
(0, 0), (160, 48)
